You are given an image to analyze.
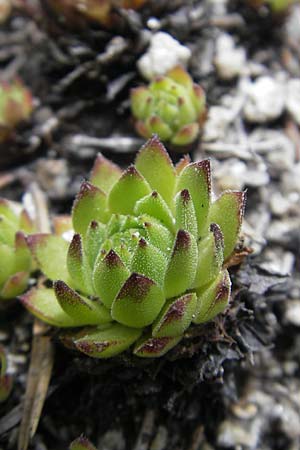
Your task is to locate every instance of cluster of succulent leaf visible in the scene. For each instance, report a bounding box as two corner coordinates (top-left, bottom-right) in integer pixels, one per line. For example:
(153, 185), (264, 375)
(0, 80), (33, 143)
(0, 345), (13, 402)
(45, 0), (147, 28)
(21, 137), (245, 359)
(70, 436), (97, 450)
(131, 66), (206, 147)
(248, 0), (298, 12)
(0, 199), (36, 300)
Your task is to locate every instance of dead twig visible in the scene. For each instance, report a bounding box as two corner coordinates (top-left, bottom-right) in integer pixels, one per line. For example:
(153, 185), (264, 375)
(18, 183), (54, 450)
(133, 409), (156, 450)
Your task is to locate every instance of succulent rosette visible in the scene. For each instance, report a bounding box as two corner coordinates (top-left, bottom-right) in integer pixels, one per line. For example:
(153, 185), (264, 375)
(0, 199), (35, 300)
(0, 79), (33, 143)
(131, 66), (206, 148)
(21, 137), (245, 359)
(44, 0), (147, 28)
(248, 0), (298, 12)
(70, 436), (97, 450)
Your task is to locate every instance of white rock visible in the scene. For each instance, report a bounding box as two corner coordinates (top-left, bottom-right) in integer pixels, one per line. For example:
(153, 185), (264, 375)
(202, 106), (232, 142)
(285, 301), (300, 327)
(286, 79), (300, 125)
(269, 192), (294, 216)
(212, 158), (269, 191)
(215, 34), (246, 80)
(137, 32), (191, 81)
(260, 249), (295, 275)
(242, 77), (285, 123)
(282, 163), (300, 193)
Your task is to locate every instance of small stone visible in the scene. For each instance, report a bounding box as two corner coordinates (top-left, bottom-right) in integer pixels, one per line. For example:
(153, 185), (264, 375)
(259, 249), (295, 275)
(217, 419), (259, 448)
(214, 34), (247, 80)
(97, 430), (125, 450)
(269, 191), (295, 216)
(202, 106), (232, 142)
(284, 301), (300, 326)
(231, 402), (258, 420)
(286, 79), (300, 124)
(243, 77), (285, 123)
(137, 32), (191, 80)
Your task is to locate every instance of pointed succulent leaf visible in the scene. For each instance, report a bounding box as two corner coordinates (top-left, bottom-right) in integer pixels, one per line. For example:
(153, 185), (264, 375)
(193, 270), (231, 324)
(70, 436), (98, 450)
(175, 155), (191, 175)
(164, 230), (198, 299)
(131, 87), (154, 120)
(193, 223), (224, 288)
(0, 198), (17, 223)
(134, 136), (176, 205)
(67, 234), (93, 294)
(53, 215), (73, 236)
(72, 181), (108, 235)
(176, 160), (211, 238)
(171, 123), (200, 146)
(131, 238), (168, 286)
(143, 219), (174, 255)
(93, 249), (130, 308)
(20, 287), (81, 327)
(89, 153), (122, 194)
(27, 234), (70, 282)
(85, 221), (106, 267)
(0, 214), (17, 246)
(166, 65), (193, 89)
(111, 273), (165, 328)
(175, 189), (198, 238)
(75, 323), (142, 358)
(19, 209), (35, 234)
(0, 243), (15, 288)
(0, 272), (29, 299)
(108, 166), (151, 215)
(191, 84), (206, 116)
(209, 191), (246, 260)
(133, 334), (182, 358)
(144, 116), (173, 141)
(134, 191), (174, 231)
(152, 292), (197, 338)
(54, 280), (111, 326)
(14, 232), (32, 273)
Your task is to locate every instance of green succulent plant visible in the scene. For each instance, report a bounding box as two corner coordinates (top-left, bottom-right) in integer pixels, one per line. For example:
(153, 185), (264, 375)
(249, 0), (298, 12)
(21, 137), (245, 359)
(44, 0), (147, 29)
(131, 66), (206, 148)
(70, 436), (97, 450)
(0, 199), (36, 300)
(0, 345), (13, 402)
(0, 79), (33, 143)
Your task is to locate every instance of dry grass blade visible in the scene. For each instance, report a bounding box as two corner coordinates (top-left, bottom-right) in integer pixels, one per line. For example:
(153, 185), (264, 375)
(18, 183), (55, 450)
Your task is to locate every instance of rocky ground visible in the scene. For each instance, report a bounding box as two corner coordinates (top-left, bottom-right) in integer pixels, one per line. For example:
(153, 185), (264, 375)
(0, 1), (300, 449)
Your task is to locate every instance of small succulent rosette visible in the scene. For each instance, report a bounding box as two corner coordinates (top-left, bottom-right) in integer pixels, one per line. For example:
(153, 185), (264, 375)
(44, 0), (147, 28)
(22, 137), (245, 359)
(131, 66), (206, 148)
(0, 79), (33, 143)
(0, 345), (13, 403)
(0, 199), (35, 300)
(70, 436), (97, 450)
(248, 0), (298, 13)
